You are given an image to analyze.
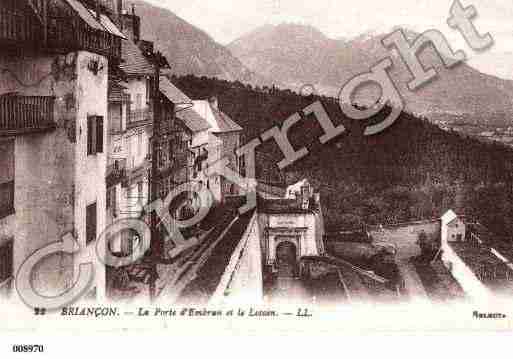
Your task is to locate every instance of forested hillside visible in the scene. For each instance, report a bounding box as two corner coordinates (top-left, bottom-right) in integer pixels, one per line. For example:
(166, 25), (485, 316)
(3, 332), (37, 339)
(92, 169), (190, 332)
(171, 74), (513, 238)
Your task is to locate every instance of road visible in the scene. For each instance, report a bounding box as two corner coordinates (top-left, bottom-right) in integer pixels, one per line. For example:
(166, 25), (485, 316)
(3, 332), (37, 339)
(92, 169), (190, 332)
(371, 227), (430, 301)
(266, 277), (312, 305)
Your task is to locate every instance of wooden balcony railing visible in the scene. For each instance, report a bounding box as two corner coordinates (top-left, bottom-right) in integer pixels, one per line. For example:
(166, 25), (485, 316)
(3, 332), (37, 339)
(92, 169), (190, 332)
(0, 5), (42, 44)
(48, 16), (122, 60)
(128, 108), (153, 128)
(107, 158), (128, 188)
(0, 96), (55, 136)
(0, 2), (121, 60)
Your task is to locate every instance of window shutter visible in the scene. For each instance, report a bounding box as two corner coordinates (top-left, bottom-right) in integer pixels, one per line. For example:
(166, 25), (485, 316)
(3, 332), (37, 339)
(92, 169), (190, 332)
(96, 116), (104, 153)
(86, 203), (97, 245)
(113, 188), (117, 217)
(0, 240), (13, 282)
(87, 116), (95, 155)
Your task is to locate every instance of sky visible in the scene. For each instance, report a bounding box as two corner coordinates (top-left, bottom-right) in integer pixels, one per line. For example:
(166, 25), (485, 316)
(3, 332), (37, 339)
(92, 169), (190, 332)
(142, 0), (513, 80)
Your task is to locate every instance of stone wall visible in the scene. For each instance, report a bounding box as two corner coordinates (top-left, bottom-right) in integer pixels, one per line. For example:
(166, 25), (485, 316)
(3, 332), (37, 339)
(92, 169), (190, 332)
(211, 212), (264, 305)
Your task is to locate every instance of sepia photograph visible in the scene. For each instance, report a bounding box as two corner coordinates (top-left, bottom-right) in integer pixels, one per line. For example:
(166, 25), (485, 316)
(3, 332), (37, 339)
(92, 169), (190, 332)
(1, 0), (513, 352)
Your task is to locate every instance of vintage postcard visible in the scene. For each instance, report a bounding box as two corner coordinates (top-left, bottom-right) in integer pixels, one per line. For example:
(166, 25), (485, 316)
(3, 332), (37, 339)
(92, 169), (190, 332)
(1, 0), (513, 348)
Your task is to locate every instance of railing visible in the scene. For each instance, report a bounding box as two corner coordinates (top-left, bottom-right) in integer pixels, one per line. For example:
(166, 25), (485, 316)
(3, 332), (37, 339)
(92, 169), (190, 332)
(48, 16), (122, 60)
(128, 108), (153, 127)
(0, 181), (15, 219)
(0, 2), (121, 59)
(0, 96), (55, 136)
(0, 5), (42, 44)
(80, 0), (116, 15)
(106, 159), (127, 188)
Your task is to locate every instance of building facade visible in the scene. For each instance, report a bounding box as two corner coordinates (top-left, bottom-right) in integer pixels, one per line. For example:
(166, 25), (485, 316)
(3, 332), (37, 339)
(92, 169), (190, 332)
(192, 97), (243, 203)
(0, 0), (125, 300)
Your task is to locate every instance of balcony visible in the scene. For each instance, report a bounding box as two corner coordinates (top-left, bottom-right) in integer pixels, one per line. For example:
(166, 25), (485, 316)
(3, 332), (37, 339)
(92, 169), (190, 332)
(0, 2), (122, 60)
(47, 16), (122, 61)
(127, 108), (153, 129)
(0, 96), (55, 136)
(0, 4), (42, 45)
(106, 159), (127, 188)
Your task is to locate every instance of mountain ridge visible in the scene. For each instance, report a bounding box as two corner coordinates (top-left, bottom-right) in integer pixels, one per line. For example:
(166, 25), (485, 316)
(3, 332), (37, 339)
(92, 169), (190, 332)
(228, 23), (513, 122)
(125, 0), (270, 86)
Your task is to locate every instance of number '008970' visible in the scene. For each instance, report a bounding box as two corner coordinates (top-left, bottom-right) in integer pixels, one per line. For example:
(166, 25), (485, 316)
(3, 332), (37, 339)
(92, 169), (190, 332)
(12, 345), (44, 353)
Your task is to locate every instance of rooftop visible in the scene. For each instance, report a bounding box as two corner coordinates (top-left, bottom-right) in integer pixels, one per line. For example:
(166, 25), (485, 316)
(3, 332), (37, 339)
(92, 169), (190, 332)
(211, 108), (243, 134)
(159, 76), (192, 106)
(449, 241), (513, 291)
(177, 208), (255, 304)
(66, 0), (126, 39)
(450, 242), (504, 268)
(176, 108), (211, 133)
(193, 100), (242, 134)
(258, 197), (318, 214)
(120, 38), (154, 76)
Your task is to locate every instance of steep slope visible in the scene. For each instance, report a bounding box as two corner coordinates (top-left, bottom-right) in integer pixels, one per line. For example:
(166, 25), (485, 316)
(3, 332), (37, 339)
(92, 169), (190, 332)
(171, 74), (513, 236)
(125, 0), (267, 85)
(228, 23), (342, 91)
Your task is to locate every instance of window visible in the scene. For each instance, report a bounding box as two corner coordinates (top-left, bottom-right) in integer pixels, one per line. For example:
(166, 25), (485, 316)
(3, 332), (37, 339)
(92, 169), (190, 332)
(108, 104), (122, 133)
(137, 132), (142, 156)
(136, 94), (142, 110)
(0, 240), (13, 284)
(158, 146), (165, 168)
(87, 116), (104, 155)
(145, 79), (152, 104)
(107, 187), (117, 217)
(0, 140), (15, 219)
(239, 155), (246, 177)
(137, 181), (143, 201)
(86, 203), (97, 245)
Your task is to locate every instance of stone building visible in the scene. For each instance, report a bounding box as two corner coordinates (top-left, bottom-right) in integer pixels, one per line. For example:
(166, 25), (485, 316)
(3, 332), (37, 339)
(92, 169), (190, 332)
(258, 180), (326, 278)
(192, 97), (243, 203)
(0, 0), (125, 300)
(440, 210), (513, 301)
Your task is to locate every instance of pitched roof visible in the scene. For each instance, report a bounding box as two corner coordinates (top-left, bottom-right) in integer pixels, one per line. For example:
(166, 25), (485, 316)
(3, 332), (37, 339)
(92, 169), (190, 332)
(211, 108), (242, 133)
(64, 0), (126, 39)
(441, 210), (458, 226)
(193, 100), (242, 134)
(108, 81), (128, 102)
(176, 108), (211, 133)
(120, 39), (154, 76)
(159, 76), (192, 105)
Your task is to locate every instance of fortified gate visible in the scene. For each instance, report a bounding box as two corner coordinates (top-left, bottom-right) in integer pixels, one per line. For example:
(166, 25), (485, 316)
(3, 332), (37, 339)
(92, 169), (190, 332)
(258, 180), (325, 277)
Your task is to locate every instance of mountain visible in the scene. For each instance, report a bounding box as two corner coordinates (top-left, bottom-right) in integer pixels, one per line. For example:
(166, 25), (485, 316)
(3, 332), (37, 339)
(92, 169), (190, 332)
(172, 74), (513, 235)
(228, 24), (513, 122)
(125, 0), (267, 85)
(227, 23), (342, 92)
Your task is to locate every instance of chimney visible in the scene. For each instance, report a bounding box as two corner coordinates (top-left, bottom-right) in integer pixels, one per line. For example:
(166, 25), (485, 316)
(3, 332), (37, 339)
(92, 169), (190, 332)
(300, 183), (311, 210)
(209, 96), (219, 111)
(96, 0), (101, 21)
(115, 0), (123, 29)
(121, 4), (141, 42)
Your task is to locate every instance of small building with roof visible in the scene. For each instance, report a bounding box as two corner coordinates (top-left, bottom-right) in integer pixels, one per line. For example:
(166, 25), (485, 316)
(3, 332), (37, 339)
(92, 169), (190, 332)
(258, 180), (325, 278)
(192, 97), (243, 203)
(440, 210), (513, 300)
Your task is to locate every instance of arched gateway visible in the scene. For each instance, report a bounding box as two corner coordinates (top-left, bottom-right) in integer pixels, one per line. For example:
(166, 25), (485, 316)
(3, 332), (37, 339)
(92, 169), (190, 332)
(275, 240), (298, 277)
(259, 180), (325, 279)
